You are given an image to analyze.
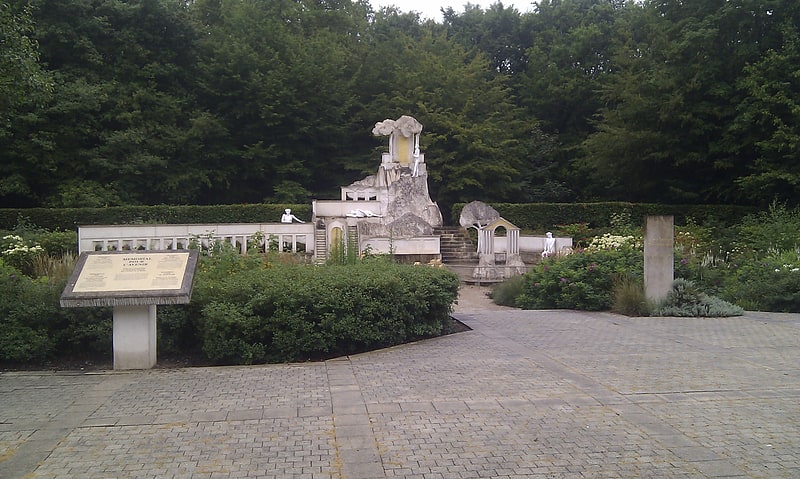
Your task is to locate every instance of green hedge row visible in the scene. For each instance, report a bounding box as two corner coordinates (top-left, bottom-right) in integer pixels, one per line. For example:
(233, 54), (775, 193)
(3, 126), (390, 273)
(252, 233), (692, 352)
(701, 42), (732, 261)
(2, 202), (755, 233)
(162, 254), (461, 364)
(0, 204), (311, 231)
(1, 251), (461, 365)
(451, 202), (757, 231)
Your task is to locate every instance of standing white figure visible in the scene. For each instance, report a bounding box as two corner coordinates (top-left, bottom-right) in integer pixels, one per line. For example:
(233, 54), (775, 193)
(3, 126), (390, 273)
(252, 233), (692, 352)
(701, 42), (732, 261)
(281, 208), (304, 223)
(542, 232), (556, 258)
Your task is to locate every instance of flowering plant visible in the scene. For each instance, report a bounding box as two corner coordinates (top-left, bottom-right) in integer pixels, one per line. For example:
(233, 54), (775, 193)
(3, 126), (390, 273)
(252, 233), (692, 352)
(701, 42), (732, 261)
(517, 246), (642, 311)
(1, 235), (44, 274)
(723, 249), (800, 312)
(586, 233), (640, 251)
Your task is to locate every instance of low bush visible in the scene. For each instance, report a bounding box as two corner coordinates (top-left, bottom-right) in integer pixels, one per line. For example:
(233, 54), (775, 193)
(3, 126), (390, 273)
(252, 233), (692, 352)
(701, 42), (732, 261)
(611, 274), (651, 316)
(1, 234), (44, 276)
(189, 251), (460, 364)
(733, 202), (800, 258)
(654, 279), (743, 317)
(491, 275), (526, 307)
(720, 249), (800, 312)
(517, 246), (643, 311)
(0, 259), (111, 363)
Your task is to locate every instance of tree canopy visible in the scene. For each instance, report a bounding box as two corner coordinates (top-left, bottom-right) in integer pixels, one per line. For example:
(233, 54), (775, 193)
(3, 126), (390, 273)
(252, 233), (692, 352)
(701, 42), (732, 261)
(1, 0), (797, 212)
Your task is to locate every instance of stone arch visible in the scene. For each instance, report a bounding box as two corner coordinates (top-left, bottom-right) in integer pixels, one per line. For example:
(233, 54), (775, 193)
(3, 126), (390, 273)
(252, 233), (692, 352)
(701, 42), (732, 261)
(483, 218), (520, 256)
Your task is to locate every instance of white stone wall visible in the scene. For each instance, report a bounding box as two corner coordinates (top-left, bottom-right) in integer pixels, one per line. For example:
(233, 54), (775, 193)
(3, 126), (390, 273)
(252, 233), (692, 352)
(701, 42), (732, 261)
(78, 223), (316, 254)
(492, 235), (572, 254)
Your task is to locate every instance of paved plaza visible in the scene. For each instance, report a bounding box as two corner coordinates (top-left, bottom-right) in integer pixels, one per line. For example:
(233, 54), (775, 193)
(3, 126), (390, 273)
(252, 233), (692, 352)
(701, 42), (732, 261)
(2, 292), (799, 478)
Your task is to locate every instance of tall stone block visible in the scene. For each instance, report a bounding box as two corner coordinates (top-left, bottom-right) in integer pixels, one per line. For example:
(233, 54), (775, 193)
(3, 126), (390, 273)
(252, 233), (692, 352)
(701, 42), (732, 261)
(644, 215), (674, 303)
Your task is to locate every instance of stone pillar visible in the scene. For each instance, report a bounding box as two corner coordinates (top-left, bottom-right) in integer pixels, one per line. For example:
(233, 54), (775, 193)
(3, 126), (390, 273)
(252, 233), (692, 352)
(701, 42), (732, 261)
(644, 216), (674, 303)
(113, 305), (157, 370)
(508, 229), (519, 255)
(477, 228), (493, 254)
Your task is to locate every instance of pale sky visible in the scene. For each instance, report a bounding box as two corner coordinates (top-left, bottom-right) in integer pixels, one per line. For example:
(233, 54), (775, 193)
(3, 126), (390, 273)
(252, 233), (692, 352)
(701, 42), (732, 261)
(371, 0), (536, 22)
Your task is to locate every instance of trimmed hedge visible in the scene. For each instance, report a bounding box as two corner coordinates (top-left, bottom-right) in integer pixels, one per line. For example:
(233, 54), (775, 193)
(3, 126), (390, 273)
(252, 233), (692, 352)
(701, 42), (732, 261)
(452, 202), (757, 231)
(1, 251), (460, 366)
(168, 253), (461, 364)
(3, 202), (756, 233)
(0, 204), (311, 231)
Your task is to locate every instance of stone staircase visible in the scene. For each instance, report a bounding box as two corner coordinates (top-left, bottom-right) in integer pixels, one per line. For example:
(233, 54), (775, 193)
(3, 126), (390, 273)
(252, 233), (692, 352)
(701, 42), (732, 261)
(314, 228), (327, 263)
(434, 226), (478, 263)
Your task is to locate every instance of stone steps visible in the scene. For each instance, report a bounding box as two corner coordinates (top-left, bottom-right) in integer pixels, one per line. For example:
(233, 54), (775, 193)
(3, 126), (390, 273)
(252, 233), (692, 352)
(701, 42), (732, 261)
(434, 227), (478, 263)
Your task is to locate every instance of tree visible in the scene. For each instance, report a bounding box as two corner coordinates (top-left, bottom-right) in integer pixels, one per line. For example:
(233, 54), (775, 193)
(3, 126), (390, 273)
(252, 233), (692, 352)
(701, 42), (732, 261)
(443, 2), (527, 75)
(352, 12), (555, 212)
(581, 0), (793, 204)
(0, 2), (53, 206)
(731, 22), (800, 205)
(4, 0), (208, 207)
(513, 0), (624, 201)
(191, 0), (367, 203)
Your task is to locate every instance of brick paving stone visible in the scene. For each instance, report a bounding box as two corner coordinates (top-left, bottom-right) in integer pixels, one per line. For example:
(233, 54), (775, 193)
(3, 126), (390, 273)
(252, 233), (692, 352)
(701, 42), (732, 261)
(1, 308), (799, 478)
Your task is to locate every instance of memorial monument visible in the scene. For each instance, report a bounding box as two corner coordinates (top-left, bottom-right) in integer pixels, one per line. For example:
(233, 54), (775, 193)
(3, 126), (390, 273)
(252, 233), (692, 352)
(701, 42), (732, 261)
(72, 114), (570, 278)
(311, 115), (443, 262)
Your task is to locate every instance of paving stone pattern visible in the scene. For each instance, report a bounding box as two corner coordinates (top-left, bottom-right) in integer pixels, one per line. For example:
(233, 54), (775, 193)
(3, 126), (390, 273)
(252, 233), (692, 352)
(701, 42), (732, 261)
(1, 309), (799, 478)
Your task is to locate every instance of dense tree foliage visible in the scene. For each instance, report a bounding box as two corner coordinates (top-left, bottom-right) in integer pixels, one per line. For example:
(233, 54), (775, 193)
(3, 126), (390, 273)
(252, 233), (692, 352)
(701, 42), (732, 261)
(1, 0), (797, 212)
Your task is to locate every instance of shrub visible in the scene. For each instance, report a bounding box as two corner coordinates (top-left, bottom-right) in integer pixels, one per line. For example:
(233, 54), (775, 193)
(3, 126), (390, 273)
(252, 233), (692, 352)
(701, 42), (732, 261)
(720, 249), (800, 312)
(611, 274), (651, 316)
(33, 230), (78, 257)
(0, 258), (112, 364)
(1, 234), (44, 275)
(491, 275), (525, 307)
(0, 261), (59, 362)
(733, 202), (800, 258)
(653, 279), (743, 317)
(517, 246), (643, 311)
(191, 251), (460, 364)
(556, 223), (592, 248)
(587, 233), (640, 251)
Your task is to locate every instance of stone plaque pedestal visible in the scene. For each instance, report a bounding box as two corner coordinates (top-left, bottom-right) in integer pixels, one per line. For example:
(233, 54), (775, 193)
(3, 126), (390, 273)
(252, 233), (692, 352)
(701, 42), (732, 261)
(61, 250), (198, 370)
(113, 305), (157, 370)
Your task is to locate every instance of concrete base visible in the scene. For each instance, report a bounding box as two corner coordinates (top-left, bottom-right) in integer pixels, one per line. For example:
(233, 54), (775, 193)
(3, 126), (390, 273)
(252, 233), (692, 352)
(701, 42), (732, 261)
(113, 305), (157, 370)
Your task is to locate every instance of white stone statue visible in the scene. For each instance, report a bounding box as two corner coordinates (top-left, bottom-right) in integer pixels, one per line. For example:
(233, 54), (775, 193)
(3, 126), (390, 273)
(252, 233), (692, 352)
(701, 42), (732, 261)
(542, 232), (556, 257)
(372, 115), (424, 168)
(346, 209), (382, 218)
(281, 208), (304, 223)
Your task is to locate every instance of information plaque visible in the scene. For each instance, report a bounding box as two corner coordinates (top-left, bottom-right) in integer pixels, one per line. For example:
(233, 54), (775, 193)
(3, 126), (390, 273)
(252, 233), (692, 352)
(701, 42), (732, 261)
(60, 250), (199, 308)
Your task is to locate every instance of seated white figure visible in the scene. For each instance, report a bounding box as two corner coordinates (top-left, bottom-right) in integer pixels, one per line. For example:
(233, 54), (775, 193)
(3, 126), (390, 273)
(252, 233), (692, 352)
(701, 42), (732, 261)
(280, 208), (304, 223)
(542, 232), (556, 258)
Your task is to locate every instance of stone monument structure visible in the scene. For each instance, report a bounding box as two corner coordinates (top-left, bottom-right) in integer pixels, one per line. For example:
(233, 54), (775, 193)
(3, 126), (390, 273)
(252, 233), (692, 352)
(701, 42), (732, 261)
(72, 115), (571, 281)
(459, 201), (526, 280)
(312, 115), (443, 262)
